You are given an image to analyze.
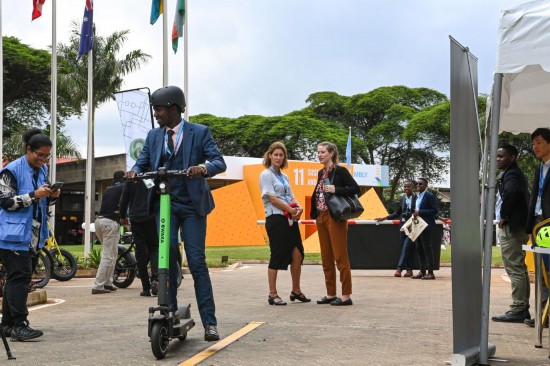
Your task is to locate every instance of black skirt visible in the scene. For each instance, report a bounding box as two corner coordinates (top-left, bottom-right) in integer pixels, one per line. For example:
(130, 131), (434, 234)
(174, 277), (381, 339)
(265, 214), (304, 270)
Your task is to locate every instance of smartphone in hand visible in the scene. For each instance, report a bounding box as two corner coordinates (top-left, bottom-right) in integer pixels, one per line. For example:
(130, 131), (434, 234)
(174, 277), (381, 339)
(49, 181), (64, 192)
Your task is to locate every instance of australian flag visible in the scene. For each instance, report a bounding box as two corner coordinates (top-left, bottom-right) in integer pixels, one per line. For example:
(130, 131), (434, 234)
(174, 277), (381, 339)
(78, 0), (94, 60)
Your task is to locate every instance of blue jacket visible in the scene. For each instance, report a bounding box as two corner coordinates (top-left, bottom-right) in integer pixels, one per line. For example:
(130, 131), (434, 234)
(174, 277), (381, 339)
(415, 190), (438, 228)
(0, 156), (49, 251)
(132, 119), (226, 217)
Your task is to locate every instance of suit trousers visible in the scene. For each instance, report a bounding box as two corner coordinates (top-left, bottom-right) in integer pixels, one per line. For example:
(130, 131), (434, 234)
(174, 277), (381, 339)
(131, 217), (159, 291)
(498, 224), (530, 310)
(316, 211), (352, 296)
(416, 226), (434, 273)
(168, 201), (216, 328)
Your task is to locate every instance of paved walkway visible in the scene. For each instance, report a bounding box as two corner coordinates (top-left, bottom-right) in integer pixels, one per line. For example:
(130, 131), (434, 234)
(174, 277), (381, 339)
(1, 265), (549, 365)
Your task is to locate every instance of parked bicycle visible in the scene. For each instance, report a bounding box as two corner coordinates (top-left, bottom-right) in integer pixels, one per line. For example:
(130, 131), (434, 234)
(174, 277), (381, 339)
(113, 231), (183, 290)
(43, 222), (78, 282)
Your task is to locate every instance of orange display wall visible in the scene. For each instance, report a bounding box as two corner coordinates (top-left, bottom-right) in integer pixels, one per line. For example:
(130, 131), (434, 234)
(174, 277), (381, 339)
(206, 161), (388, 252)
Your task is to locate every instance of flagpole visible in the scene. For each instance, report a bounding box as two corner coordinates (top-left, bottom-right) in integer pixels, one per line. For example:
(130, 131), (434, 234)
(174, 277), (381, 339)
(84, 48), (94, 258)
(183, 0), (188, 121)
(162, 0), (168, 86)
(50, 0), (58, 232)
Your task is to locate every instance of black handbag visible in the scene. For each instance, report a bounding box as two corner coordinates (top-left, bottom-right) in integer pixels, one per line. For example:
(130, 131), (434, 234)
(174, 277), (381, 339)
(325, 171), (364, 222)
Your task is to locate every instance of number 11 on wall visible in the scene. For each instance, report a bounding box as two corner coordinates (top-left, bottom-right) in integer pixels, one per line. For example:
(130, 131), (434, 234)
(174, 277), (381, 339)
(293, 168), (304, 185)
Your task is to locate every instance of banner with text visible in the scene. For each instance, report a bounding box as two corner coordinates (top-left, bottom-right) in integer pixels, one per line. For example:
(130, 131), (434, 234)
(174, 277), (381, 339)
(114, 89), (154, 171)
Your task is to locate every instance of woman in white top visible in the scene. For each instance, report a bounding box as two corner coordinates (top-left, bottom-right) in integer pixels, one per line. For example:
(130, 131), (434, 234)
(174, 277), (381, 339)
(259, 141), (310, 305)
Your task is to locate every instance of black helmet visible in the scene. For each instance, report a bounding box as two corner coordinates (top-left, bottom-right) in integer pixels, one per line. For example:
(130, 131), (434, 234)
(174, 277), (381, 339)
(150, 86), (186, 111)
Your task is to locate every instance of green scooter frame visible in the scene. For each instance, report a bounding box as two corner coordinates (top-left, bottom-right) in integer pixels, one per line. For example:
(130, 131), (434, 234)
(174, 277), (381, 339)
(136, 167), (195, 360)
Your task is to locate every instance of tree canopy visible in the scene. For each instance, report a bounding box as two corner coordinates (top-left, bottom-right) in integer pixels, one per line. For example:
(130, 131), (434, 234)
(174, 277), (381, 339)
(196, 86), (451, 201)
(2, 36), (79, 139)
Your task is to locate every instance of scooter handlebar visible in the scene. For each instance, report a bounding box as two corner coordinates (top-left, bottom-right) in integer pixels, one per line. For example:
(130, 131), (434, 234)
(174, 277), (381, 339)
(134, 168), (189, 180)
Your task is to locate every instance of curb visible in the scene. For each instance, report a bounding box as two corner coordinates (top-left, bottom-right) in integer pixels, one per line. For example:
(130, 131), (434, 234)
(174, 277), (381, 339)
(0, 289), (48, 311)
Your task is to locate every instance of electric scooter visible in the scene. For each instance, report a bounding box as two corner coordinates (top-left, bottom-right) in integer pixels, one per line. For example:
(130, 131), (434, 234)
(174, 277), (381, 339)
(135, 167), (195, 360)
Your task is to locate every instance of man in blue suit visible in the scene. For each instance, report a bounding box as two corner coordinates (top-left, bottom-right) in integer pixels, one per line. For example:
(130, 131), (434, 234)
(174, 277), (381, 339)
(128, 86), (226, 342)
(411, 177), (438, 280)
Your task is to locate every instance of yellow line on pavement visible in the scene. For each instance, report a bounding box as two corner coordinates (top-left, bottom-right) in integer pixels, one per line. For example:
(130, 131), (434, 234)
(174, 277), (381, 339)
(179, 321), (264, 366)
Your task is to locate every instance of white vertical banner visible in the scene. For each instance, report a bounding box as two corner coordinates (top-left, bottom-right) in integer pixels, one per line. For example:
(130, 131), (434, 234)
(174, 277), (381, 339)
(114, 89), (154, 171)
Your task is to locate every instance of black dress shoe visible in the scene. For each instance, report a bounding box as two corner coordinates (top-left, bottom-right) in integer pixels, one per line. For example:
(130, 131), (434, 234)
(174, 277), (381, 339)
(492, 309), (529, 323)
(317, 296), (337, 304)
(204, 325), (220, 342)
(331, 298), (353, 306)
(268, 294), (287, 305)
(290, 292), (311, 302)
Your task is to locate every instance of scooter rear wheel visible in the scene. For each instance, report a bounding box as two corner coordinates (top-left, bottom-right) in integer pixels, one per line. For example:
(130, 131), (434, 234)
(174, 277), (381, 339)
(151, 322), (169, 359)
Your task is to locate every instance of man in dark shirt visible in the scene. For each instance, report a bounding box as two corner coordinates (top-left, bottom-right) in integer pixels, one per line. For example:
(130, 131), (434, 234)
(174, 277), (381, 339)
(91, 171), (125, 294)
(119, 180), (159, 296)
(491, 144), (530, 323)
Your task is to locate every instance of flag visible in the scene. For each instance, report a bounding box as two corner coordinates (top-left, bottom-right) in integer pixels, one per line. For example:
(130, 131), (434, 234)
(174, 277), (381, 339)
(32, 0), (46, 21)
(172, 0), (185, 53)
(346, 127), (352, 167)
(150, 0), (164, 25)
(77, 0), (94, 60)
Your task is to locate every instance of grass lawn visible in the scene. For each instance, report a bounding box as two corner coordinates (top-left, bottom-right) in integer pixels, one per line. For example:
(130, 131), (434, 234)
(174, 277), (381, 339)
(61, 243), (502, 268)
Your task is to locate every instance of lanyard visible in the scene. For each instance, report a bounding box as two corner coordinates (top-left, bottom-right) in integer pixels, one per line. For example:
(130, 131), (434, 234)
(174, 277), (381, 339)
(164, 122), (184, 159)
(32, 169), (40, 220)
(270, 166), (288, 196)
(539, 164), (546, 199)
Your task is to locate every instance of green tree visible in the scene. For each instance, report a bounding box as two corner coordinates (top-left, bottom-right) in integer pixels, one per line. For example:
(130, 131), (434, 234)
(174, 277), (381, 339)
(191, 112), (356, 161)
(303, 86), (449, 201)
(3, 126), (81, 162)
(2, 36), (79, 143)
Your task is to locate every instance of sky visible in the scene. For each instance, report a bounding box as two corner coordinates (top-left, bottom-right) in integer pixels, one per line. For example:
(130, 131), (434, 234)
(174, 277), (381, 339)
(2, 0), (530, 158)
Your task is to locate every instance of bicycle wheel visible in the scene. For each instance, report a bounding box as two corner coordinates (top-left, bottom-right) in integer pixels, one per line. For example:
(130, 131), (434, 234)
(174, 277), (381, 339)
(33, 251), (51, 288)
(51, 248), (78, 281)
(113, 248), (136, 288)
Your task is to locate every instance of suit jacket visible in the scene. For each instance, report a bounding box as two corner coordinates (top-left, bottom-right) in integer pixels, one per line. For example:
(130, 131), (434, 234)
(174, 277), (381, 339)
(132, 120), (226, 217)
(414, 190), (438, 228)
(527, 163), (550, 233)
(310, 165), (360, 219)
(387, 193), (417, 225)
(498, 162), (529, 233)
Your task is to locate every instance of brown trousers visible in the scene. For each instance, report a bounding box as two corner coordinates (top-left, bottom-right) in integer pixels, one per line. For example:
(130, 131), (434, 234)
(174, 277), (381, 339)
(316, 211), (352, 296)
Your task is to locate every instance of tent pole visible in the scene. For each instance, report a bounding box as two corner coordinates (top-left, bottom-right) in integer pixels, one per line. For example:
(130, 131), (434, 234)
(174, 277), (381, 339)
(480, 109), (490, 246)
(479, 73), (503, 365)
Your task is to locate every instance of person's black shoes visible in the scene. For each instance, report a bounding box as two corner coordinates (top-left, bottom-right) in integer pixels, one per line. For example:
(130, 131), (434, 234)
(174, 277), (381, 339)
(330, 298), (353, 306)
(204, 325), (220, 342)
(316, 296), (337, 304)
(11, 322), (43, 341)
(151, 280), (158, 296)
(140, 290), (151, 297)
(524, 318), (549, 328)
(91, 288), (111, 294)
(492, 309), (530, 323)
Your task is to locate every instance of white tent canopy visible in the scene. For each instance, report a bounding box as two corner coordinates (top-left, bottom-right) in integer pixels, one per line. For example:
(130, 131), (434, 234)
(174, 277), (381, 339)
(495, 0), (550, 133)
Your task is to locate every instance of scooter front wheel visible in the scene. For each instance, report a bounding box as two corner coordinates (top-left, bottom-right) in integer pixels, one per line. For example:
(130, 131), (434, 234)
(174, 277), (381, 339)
(151, 322), (169, 359)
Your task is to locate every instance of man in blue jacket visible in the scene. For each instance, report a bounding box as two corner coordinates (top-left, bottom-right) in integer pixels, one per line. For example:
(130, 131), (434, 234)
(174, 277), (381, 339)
(127, 86), (226, 342)
(411, 177), (438, 280)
